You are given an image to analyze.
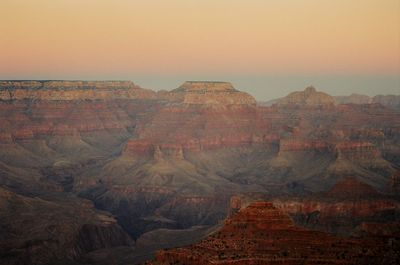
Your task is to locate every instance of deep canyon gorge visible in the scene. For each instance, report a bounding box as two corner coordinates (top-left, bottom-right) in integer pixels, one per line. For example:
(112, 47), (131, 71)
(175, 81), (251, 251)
(0, 80), (399, 264)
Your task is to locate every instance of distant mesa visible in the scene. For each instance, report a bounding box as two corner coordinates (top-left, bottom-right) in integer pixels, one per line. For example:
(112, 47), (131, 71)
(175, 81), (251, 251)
(0, 80), (156, 100)
(164, 81), (257, 105)
(174, 81), (237, 92)
(0, 80), (256, 105)
(334, 93), (400, 110)
(276, 85), (335, 106)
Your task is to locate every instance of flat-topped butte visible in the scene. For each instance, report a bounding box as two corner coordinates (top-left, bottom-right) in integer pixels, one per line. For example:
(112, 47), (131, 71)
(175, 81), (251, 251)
(169, 81), (256, 105)
(174, 81), (237, 92)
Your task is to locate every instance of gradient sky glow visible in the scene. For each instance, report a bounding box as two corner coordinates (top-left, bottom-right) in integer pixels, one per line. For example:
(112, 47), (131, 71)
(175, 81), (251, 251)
(1, 0), (399, 100)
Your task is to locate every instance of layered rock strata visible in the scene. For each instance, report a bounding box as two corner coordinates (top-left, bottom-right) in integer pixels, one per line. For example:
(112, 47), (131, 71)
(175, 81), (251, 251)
(0, 80), (156, 100)
(149, 202), (399, 265)
(159, 81), (257, 105)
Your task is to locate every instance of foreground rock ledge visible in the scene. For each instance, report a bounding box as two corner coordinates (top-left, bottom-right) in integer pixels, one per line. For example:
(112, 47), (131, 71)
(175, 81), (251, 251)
(147, 201), (400, 265)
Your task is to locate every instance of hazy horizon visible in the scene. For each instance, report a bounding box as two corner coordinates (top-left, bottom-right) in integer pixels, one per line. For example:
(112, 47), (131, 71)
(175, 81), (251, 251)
(1, 0), (399, 101)
(1, 74), (399, 101)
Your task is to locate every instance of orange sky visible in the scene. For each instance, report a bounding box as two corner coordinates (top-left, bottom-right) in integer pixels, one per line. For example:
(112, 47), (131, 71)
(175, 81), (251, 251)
(1, 0), (399, 79)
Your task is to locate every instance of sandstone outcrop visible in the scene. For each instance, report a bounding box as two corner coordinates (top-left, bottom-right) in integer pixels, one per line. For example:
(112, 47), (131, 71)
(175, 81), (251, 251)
(148, 201), (399, 265)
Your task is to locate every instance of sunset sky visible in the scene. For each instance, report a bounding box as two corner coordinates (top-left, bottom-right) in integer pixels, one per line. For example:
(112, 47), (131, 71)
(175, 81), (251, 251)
(1, 0), (399, 99)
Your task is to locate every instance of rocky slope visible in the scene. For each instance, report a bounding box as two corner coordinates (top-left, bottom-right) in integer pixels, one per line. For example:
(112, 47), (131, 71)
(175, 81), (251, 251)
(148, 201), (400, 265)
(0, 186), (132, 265)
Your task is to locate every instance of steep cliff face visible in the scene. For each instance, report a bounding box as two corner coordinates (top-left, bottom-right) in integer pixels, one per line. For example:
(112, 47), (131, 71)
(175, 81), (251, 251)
(149, 202), (399, 265)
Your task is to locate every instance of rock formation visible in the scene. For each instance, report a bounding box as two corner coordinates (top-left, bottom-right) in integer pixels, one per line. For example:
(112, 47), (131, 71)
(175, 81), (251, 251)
(275, 86), (335, 107)
(271, 177), (400, 235)
(0, 81), (399, 264)
(160, 81), (257, 105)
(148, 201), (399, 265)
(0, 80), (156, 100)
(333, 93), (400, 110)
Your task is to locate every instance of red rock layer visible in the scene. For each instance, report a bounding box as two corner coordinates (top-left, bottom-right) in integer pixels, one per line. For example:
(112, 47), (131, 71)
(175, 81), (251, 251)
(273, 177), (398, 217)
(123, 134), (278, 157)
(356, 221), (400, 236)
(326, 177), (380, 198)
(278, 139), (332, 152)
(276, 139), (384, 163)
(274, 198), (397, 220)
(148, 202), (396, 265)
(123, 103), (273, 157)
(335, 141), (381, 160)
(0, 100), (156, 142)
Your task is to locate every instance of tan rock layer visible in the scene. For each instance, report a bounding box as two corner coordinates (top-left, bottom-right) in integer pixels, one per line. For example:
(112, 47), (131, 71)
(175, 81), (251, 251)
(0, 81), (156, 100)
